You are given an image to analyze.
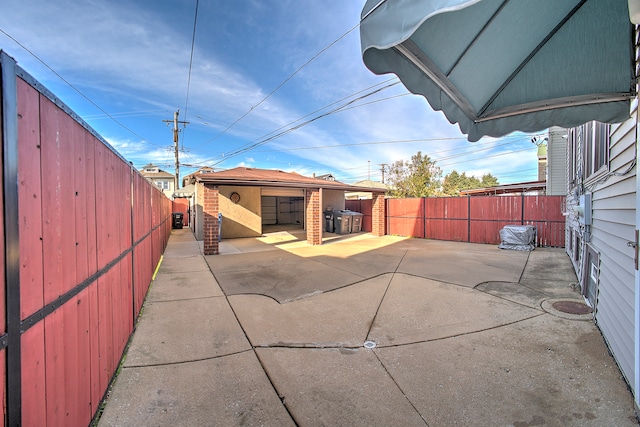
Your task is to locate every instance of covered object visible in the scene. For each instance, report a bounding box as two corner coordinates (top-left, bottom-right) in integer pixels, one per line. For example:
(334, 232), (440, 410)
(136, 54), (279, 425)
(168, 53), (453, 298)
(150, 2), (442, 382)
(360, 0), (635, 141)
(498, 225), (536, 251)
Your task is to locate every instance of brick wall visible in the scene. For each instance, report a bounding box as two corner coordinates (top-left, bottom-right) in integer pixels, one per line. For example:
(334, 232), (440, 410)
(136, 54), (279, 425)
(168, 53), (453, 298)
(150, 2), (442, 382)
(202, 184), (220, 255)
(305, 188), (321, 245)
(371, 192), (385, 237)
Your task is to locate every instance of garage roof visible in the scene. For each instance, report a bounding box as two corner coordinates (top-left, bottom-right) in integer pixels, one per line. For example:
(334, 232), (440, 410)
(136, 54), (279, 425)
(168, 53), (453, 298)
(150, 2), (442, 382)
(195, 167), (386, 193)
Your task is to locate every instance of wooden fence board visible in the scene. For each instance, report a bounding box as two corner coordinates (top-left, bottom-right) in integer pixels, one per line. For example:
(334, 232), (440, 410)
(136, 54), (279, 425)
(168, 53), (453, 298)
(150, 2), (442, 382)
(44, 303), (68, 426)
(470, 196), (522, 221)
(62, 295), (80, 427)
(76, 286), (92, 424)
(425, 197), (467, 219)
(388, 217), (424, 238)
(118, 254), (134, 352)
(85, 134), (98, 278)
(345, 199), (373, 232)
(387, 198), (424, 217)
(20, 324), (46, 427)
(97, 273), (114, 395)
(426, 219), (468, 241)
(41, 98), (78, 304)
(88, 281), (101, 417)
(74, 121), (92, 289)
(17, 81), (43, 320)
(524, 195), (565, 221)
(470, 221), (510, 244)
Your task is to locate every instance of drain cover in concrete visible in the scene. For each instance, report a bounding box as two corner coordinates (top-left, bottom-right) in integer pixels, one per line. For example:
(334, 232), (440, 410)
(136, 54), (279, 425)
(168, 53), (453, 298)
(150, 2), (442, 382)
(541, 298), (593, 321)
(552, 300), (593, 315)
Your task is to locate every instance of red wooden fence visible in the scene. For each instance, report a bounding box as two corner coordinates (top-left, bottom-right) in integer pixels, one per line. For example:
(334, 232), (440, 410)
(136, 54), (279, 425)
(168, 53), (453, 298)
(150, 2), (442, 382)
(347, 195), (565, 247)
(172, 198), (190, 226)
(1, 52), (172, 426)
(344, 199), (373, 232)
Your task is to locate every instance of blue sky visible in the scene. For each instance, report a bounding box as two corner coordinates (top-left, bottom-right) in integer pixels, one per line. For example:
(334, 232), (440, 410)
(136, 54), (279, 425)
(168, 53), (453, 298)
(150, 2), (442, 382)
(0, 0), (542, 185)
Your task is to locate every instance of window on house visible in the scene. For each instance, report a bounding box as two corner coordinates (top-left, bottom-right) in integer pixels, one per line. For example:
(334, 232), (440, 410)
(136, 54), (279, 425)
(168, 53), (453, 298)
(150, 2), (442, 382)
(583, 121), (610, 179)
(156, 180), (170, 190)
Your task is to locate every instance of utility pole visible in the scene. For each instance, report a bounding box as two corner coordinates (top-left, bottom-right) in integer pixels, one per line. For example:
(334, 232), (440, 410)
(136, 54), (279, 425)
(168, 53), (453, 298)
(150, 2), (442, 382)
(379, 164), (387, 183)
(163, 110), (189, 190)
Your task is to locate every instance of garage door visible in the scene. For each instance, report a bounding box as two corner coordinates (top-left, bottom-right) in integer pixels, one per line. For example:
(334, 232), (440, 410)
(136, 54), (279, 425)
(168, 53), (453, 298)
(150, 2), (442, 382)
(262, 196), (277, 225)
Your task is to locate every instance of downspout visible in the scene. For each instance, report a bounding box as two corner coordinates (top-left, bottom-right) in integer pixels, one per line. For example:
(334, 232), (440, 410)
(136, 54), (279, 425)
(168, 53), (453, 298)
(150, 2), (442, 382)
(634, 20), (640, 412)
(634, 85), (640, 411)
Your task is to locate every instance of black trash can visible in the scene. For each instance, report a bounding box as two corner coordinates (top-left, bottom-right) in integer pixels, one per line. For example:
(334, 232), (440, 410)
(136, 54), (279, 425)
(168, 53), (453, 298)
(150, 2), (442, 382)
(172, 212), (184, 229)
(334, 211), (352, 234)
(324, 210), (335, 233)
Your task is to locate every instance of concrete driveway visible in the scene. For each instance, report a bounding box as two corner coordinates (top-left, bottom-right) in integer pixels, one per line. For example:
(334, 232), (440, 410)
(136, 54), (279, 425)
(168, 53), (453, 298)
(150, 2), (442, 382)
(97, 229), (638, 426)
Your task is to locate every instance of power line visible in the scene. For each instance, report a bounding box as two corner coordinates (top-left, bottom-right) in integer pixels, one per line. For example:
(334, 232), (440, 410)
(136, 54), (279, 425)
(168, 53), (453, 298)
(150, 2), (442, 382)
(250, 135), (513, 154)
(209, 81), (401, 165)
(436, 145), (536, 168)
(194, 79), (401, 166)
(181, 0), (200, 150)
(193, 20), (362, 147)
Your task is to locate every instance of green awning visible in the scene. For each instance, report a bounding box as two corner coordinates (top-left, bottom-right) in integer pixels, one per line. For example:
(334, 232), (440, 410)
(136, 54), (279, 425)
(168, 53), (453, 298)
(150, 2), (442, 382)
(361, 0), (635, 141)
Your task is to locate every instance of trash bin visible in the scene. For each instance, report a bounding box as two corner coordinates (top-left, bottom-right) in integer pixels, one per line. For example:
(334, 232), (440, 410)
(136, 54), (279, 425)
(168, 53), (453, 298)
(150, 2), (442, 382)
(334, 211), (352, 234)
(324, 210), (335, 233)
(349, 212), (364, 233)
(172, 212), (184, 229)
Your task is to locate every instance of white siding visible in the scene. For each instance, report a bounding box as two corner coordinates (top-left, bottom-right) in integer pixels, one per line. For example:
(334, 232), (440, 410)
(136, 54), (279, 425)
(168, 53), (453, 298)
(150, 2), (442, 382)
(591, 108), (637, 388)
(547, 126), (567, 195)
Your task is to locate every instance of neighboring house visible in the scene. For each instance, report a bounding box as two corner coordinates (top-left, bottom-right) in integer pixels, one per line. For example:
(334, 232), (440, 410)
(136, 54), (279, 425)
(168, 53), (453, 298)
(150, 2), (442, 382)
(565, 116), (638, 400)
(140, 163), (175, 199)
(314, 173), (336, 181)
(182, 166), (215, 187)
(346, 179), (389, 199)
(546, 126), (568, 196)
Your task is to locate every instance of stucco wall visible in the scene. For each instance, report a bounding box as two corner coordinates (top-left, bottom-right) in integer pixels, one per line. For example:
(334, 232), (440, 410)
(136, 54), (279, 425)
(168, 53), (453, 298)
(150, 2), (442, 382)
(219, 185), (262, 238)
(322, 189), (346, 212)
(194, 182), (204, 240)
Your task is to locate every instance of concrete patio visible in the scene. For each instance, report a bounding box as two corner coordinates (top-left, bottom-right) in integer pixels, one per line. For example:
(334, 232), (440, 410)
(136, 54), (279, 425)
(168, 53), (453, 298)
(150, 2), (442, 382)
(97, 228), (638, 426)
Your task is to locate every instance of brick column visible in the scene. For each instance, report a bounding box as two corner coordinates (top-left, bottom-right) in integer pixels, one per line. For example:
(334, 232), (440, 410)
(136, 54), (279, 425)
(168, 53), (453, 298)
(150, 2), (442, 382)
(371, 192), (386, 237)
(202, 184), (220, 255)
(305, 188), (322, 245)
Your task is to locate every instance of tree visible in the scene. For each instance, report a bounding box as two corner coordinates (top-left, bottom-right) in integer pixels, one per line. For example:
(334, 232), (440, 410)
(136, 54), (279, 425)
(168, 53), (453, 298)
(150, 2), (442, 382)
(442, 170), (500, 196)
(481, 173), (499, 187)
(386, 151), (442, 198)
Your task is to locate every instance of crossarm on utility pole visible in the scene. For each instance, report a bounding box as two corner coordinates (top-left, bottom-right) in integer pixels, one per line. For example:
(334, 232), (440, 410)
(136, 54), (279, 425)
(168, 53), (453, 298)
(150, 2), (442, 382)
(162, 109), (189, 190)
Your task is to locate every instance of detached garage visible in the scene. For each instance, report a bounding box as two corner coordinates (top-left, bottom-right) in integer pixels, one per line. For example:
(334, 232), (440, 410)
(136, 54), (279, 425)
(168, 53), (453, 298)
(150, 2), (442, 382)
(192, 167), (386, 255)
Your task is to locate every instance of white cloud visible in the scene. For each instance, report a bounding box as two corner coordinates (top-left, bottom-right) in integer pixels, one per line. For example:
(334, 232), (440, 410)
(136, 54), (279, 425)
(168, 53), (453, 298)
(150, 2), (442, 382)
(0, 0), (540, 184)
